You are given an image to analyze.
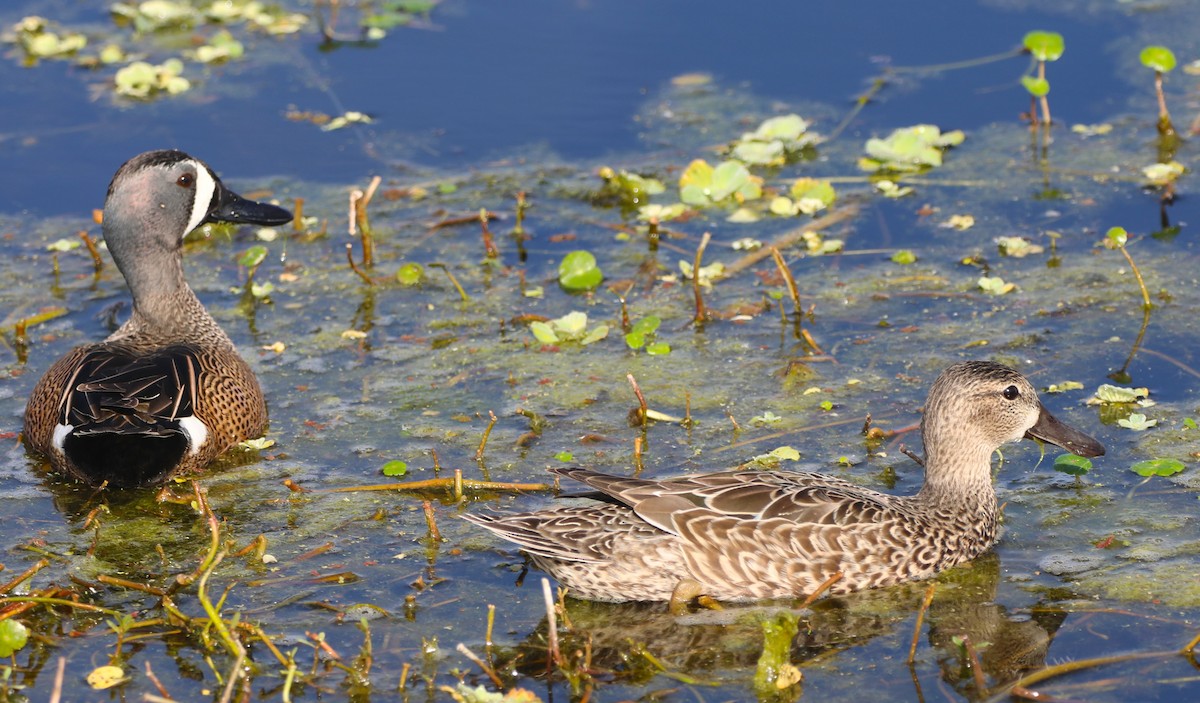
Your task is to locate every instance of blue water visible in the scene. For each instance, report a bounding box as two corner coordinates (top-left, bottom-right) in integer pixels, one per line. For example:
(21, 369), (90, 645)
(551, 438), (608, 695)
(1, 0), (1127, 215)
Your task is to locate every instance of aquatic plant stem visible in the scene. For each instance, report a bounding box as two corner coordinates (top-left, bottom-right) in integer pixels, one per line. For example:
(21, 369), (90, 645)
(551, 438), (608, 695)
(78, 230), (103, 274)
(193, 485), (245, 660)
(1155, 71), (1175, 136)
(429, 263), (470, 302)
(476, 410), (498, 462)
(479, 208), (499, 259)
(314, 477), (552, 493)
(457, 643), (503, 687)
(345, 243), (374, 285)
(627, 373), (648, 428)
(0, 559), (48, 595)
(985, 650), (1173, 702)
(691, 232), (711, 325)
(1116, 243), (1152, 311)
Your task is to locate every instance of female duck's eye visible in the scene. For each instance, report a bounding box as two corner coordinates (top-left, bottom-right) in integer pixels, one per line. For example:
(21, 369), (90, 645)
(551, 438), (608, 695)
(177, 173), (194, 188)
(1003, 385), (1020, 400)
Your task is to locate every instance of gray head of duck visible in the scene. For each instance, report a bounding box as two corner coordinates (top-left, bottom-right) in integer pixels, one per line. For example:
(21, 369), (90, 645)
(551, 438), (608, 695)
(919, 361), (1104, 492)
(101, 150), (292, 305)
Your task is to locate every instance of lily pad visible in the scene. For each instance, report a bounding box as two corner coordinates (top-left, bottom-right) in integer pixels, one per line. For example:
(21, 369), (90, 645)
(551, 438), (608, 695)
(1140, 45), (1177, 73)
(1130, 458), (1185, 477)
(1053, 453), (1093, 476)
(558, 250), (603, 291)
(859, 125), (965, 173)
(0, 619), (28, 657)
(679, 159), (762, 206)
(1023, 30), (1064, 62)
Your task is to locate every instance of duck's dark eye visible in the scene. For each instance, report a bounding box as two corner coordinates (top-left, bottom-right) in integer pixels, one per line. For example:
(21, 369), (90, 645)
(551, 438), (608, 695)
(176, 173), (194, 188)
(1002, 385), (1020, 400)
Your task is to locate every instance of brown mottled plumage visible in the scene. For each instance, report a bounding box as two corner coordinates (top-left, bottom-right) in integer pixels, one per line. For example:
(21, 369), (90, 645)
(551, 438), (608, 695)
(463, 361), (1105, 602)
(24, 150), (291, 487)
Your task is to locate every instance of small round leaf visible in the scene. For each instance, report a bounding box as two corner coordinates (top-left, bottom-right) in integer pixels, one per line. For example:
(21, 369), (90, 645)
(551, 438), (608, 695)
(1140, 46), (1176, 73)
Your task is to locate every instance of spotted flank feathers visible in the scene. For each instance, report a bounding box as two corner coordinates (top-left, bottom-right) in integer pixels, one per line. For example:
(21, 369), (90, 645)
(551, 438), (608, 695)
(464, 361), (1105, 602)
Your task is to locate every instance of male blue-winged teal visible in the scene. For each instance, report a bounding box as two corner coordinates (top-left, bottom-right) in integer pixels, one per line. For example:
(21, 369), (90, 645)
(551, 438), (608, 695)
(464, 361), (1105, 602)
(24, 150), (292, 488)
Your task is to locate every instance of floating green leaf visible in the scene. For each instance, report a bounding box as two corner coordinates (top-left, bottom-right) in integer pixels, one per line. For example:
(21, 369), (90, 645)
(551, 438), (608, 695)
(679, 159), (762, 206)
(1023, 30), (1065, 62)
(1090, 384), (1150, 404)
(239, 245), (268, 268)
(558, 250), (603, 291)
(891, 249), (916, 265)
(529, 311), (606, 346)
(1142, 161), (1185, 187)
(1053, 453), (1093, 476)
(1117, 413), (1156, 431)
(1140, 46), (1177, 73)
(859, 125), (965, 173)
(381, 460), (408, 477)
(553, 451), (574, 462)
(192, 29), (244, 64)
(114, 59), (189, 99)
(996, 236), (1044, 258)
(598, 167), (665, 206)
(637, 203), (685, 222)
(645, 341), (671, 355)
(396, 262), (423, 286)
(978, 276), (1015, 295)
(1046, 381), (1083, 393)
(1130, 458), (1185, 477)
(0, 619), (28, 658)
(1021, 76), (1050, 97)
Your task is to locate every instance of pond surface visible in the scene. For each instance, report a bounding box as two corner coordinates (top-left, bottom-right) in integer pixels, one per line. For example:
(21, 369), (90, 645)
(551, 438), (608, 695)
(3, 1), (1200, 701)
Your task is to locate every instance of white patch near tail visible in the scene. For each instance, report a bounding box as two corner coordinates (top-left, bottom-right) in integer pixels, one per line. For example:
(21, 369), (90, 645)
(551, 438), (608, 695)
(181, 160), (217, 238)
(178, 416), (209, 455)
(51, 423), (73, 452)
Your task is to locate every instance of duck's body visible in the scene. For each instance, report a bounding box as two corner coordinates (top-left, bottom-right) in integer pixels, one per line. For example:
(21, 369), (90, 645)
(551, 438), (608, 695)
(24, 150), (292, 488)
(464, 361), (1105, 602)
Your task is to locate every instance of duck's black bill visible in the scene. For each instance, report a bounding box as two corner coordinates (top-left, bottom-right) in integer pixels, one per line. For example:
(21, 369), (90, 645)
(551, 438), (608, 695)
(1025, 406), (1105, 458)
(208, 183), (293, 226)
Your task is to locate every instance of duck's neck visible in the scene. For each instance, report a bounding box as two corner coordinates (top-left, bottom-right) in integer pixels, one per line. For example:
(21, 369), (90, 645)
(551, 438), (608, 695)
(913, 431), (998, 513)
(110, 254), (232, 347)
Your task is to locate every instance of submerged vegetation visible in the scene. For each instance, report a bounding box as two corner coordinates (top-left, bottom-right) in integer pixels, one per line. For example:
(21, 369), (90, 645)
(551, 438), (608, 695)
(4, 1), (1200, 702)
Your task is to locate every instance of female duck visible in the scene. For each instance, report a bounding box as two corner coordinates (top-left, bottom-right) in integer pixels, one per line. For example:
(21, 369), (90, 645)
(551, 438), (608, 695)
(465, 361), (1105, 602)
(24, 150), (292, 488)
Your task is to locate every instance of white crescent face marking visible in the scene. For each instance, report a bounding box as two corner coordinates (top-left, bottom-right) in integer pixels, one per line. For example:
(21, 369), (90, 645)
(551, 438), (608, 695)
(178, 416), (209, 456)
(181, 160), (218, 239)
(51, 423), (73, 453)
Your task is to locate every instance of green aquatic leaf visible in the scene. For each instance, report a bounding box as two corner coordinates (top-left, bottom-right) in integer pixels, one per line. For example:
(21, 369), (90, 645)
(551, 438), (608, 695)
(709, 161), (752, 202)
(1130, 458), (1185, 477)
(579, 324), (609, 346)
(529, 321), (558, 344)
(1140, 45), (1176, 73)
(0, 619), (28, 657)
(239, 245), (268, 268)
(396, 262), (423, 285)
(1092, 384), (1148, 404)
(645, 341), (671, 355)
(1023, 30), (1064, 62)
(554, 451), (573, 462)
(381, 460), (408, 477)
(891, 249), (916, 265)
(1117, 413), (1156, 431)
(732, 140), (785, 166)
(624, 331), (646, 350)
(553, 311), (588, 337)
(630, 316), (661, 336)
(1021, 75), (1050, 97)
(558, 250), (603, 291)
(1046, 381), (1084, 393)
(1053, 453), (1093, 476)
(861, 125), (964, 173)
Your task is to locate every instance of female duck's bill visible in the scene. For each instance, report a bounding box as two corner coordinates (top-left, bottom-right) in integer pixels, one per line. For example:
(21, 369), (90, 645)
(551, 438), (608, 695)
(24, 150), (292, 488)
(463, 361), (1105, 603)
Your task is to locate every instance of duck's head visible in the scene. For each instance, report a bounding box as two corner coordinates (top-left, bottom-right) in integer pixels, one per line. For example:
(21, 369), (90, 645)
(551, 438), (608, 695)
(102, 149), (292, 263)
(923, 360), (1105, 460)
